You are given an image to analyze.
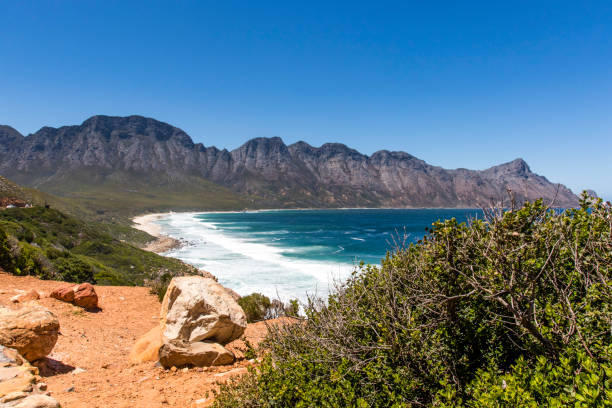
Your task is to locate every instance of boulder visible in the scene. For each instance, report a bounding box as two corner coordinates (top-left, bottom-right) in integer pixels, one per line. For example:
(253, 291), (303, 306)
(10, 291), (40, 304)
(73, 283), (98, 309)
(160, 276), (247, 345)
(158, 341), (234, 368)
(0, 306), (59, 362)
(50, 283), (98, 309)
(129, 326), (162, 364)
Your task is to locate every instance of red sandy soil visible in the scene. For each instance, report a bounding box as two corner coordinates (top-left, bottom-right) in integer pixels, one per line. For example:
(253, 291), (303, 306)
(0, 272), (275, 408)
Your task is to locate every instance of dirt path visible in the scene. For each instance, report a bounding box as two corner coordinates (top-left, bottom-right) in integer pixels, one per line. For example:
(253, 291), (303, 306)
(0, 272), (270, 408)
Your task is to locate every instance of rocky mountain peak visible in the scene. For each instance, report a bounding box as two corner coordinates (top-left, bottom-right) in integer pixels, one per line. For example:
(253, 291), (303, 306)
(484, 158), (531, 178)
(0, 125), (24, 142)
(0, 115), (579, 208)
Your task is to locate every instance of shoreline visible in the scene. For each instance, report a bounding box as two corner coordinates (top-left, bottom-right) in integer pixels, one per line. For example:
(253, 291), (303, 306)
(132, 212), (182, 253)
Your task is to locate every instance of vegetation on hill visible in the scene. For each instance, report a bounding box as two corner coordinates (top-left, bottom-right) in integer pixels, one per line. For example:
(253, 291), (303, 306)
(0, 174), (152, 245)
(22, 169), (255, 224)
(0, 206), (195, 286)
(213, 194), (611, 407)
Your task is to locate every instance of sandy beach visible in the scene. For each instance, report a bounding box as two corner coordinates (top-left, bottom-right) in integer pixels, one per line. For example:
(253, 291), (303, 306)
(132, 213), (181, 253)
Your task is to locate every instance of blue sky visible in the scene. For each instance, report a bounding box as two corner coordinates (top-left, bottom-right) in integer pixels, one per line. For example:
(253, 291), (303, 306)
(1, 1), (611, 199)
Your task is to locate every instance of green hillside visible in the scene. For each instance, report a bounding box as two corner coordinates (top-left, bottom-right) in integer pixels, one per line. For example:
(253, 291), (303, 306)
(10, 168), (257, 223)
(0, 206), (195, 288)
(1, 174), (153, 244)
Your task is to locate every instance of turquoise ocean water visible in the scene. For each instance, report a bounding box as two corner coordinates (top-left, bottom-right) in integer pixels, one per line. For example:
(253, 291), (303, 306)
(156, 209), (481, 301)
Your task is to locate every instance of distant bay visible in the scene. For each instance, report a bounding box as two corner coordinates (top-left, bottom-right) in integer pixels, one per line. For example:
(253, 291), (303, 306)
(155, 209), (481, 301)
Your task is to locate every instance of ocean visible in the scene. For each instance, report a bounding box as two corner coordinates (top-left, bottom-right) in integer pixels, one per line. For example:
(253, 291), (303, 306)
(155, 209), (481, 302)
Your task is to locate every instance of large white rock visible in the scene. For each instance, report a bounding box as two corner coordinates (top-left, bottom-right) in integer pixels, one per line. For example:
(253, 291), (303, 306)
(160, 276), (247, 345)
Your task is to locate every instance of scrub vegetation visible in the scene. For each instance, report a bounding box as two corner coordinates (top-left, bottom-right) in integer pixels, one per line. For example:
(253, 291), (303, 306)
(238, 292), (300, 322)
(0, 206), (195, 286)
(213, 193), (612, 407)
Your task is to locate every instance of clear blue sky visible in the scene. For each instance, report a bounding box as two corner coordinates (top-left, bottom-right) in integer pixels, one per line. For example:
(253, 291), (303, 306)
(1, 1), (611, 199)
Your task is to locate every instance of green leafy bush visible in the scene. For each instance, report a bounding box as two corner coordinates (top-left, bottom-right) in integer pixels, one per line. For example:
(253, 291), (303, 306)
(237, 293), (302, 323)
(213, 194), (612, 407)
(238, 293), (272, 322)
(53, 256), (95, 283)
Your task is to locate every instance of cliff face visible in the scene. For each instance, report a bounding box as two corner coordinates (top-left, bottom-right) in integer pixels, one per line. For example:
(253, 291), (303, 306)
(0, 115), (578, 208)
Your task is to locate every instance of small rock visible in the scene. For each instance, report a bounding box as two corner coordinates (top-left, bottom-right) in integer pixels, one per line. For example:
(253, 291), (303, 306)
(71, 367), (86, 375)
(10, 290), (40, 304)
(37, 382), (47, 391)
(1, 391), (28, 403)
(50, 283), (98, 309)
(73, 283), (98, 309)
(181, 367), (189, 373)
(14, 394), (60, 408)
(170, 366), (177, 372)
(65, 386), (75, 392)
(49, 286), (75, 303)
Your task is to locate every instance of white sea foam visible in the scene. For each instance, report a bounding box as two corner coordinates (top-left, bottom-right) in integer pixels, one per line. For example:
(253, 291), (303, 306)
(154, 212), (354, 302)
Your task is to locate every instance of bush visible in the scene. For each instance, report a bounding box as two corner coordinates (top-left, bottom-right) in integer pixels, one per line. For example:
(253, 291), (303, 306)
(149, 272), (173, 301)
(238, 293), (302, 322)
(0, 227), (15, 272)
(54, 256), (95, 283)
(238, 293), (272, 322)
(213, 194), (612, 407)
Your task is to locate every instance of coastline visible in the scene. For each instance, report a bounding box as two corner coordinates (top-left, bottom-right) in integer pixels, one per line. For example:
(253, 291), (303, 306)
(132, 212), (182, 253)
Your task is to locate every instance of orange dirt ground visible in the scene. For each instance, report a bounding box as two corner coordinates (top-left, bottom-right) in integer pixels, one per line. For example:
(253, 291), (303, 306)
(0, 272), (273, 408)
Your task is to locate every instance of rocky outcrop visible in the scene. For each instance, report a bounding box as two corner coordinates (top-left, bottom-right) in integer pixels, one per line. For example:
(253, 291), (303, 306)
(0, 115), (579, 209)
(50, 283), (98, 309)
(131, 276), (247, 368)
(0, 307), (59, 362)
(160, 276), (246, 345)
(0, 346), (59, 407)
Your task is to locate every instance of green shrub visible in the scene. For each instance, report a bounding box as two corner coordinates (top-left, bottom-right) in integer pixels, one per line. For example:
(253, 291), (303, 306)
(149, 272), (173, 301)
(213, 194), (612, 407)
(238, 293), (272, 322)
(53, 256), (95, 283)
(237, 293), (301, 322)
(0, 227), (15, 272)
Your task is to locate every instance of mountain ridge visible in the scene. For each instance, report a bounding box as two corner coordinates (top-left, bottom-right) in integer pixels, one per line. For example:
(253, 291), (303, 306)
(0, 115), (579, 210)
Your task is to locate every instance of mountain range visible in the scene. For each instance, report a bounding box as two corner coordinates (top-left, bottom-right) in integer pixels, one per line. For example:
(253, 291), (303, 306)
(0, 115), (579, 213)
